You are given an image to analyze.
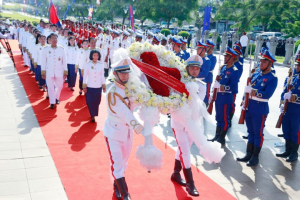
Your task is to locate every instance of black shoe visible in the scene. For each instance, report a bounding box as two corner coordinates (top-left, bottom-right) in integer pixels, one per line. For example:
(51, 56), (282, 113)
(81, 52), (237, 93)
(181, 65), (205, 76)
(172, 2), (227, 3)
(64, 80), (68, 83)
(50, 104), (55, 109)
(216, 129), (228, 145)
(56, 99), (60, 105)
(277, 134), (284, 137)
(115, 177), (131, 200)
(113, 182), (122, 200)
(79, 90), (82, 95)
(208, 126), (221, 142)
(237, 143), (254, 162)
(46, 96), (49, 99)
(182, 168), (199, 196)
(167, 113), (171, 118)
(91, 117), (95, 123)
(276, 140), (291, 158)
(286, 143), (299, 162)
(38, 86), (42, 89)
(24, 65), (28, 67)
(171, 159), (186, 186)
(70, 87), (74, 91)
(242, 135), (249, 140)
(247, 147), (261, 166)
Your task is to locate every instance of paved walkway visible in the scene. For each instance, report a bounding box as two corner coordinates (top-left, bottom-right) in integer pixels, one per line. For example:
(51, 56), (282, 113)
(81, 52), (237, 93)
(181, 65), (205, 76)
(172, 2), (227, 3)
(0, 48), (68, 199)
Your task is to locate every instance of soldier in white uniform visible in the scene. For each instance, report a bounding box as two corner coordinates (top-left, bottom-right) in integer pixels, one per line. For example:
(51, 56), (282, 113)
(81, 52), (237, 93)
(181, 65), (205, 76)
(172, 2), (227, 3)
(76, 39), (90, 95)
(146, 31), (154, 43)
(110, 30), (120, 62)
(103, 28), (112, 77)
(41, 34), (68, 109)
(121, 31), (130, 49)
(103, 58), (144, 200)
(135, 31), (143, 43)
(96, 27), (104, 48)
(19, 23), (31, 68)
(171, 55), (205, 197)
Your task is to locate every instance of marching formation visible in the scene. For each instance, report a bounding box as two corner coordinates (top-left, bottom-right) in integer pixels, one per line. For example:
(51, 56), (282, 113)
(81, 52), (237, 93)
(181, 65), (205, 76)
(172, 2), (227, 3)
(6, 18), (300, 200)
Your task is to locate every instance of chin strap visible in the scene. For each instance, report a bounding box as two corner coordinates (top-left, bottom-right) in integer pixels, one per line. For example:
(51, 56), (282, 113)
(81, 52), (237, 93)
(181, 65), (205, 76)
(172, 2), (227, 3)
(116, 72), (128, 84)
(225, 56), (233, 65)
(262, 60), (272, 72)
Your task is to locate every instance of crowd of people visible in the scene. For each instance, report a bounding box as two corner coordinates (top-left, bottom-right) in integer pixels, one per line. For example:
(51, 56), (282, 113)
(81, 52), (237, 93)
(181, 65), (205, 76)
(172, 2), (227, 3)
(1, 17), (300, 200)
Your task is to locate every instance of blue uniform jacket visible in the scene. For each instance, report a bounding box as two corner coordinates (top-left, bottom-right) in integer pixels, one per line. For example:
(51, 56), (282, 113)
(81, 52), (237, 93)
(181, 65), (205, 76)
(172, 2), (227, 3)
(198, 56), (211, 79)
(219, 64), (239, 96)
(280, 73), (300, 113)
(248, 71), (278, 115)
(175, 51), (186, 61)
(205, 54), (217, 83)
(235, 61), (243, 81)
(182, 50), (190, 61)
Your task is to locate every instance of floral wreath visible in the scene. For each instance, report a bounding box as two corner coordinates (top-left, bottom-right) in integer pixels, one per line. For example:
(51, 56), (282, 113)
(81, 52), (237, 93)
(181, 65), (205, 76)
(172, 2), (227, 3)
(124, 42), (195, 114)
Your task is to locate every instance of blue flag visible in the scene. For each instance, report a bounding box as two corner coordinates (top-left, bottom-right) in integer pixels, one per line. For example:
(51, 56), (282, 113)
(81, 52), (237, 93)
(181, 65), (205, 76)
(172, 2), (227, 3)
(202, 6), (211, 38)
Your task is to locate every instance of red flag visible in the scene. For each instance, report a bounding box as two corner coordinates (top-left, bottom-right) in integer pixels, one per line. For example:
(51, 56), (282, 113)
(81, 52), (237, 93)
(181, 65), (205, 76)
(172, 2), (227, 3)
(49, 0), (61, 27)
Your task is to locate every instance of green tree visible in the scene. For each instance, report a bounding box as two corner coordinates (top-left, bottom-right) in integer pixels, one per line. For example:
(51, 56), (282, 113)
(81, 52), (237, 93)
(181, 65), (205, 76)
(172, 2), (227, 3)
(151, 0), (198, 28)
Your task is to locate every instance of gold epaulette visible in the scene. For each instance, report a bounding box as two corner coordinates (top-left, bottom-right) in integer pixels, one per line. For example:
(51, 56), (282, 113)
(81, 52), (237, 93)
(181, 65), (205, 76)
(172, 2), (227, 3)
(108, 91), (130, 114)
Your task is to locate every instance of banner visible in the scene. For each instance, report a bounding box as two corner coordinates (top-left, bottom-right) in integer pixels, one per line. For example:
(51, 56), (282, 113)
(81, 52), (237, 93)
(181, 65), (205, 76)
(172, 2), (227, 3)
(131, 59), (189, 96)
(202, 6), (211, 38)
(129, 5), (135, 31)
(49, 0), (61, 27)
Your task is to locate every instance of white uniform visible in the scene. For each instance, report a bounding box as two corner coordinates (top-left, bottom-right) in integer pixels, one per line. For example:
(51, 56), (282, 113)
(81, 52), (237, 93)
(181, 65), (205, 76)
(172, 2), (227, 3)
(96, 32), (104, 48)
(121, 39), (130, 49)
(77, 48), (90, 70)
(171, 79), (206, 169)
(19, 30), (30, 66)
(109, 36), (119, 60)
(41, 45), (67, 104)
(66, 46), (79, 65)
(32, 43), (46, 66)
(82, 61), (105, 88)
(103, 82), (143, 179)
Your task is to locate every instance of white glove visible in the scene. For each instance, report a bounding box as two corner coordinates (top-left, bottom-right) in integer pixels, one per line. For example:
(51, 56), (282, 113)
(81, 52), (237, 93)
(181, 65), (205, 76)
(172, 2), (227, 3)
(241, 105), (245, 110)
(208, 96), (212, 104)
(244, 85), (253, 94)
(284, 91), (292, 100)
(213, 81), (220, 89)
(280, 104), (284, 113)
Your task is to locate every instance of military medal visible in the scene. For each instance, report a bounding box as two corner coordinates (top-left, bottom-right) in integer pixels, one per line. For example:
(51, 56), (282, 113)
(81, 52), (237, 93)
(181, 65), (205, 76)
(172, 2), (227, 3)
(58, 57), (61, 61)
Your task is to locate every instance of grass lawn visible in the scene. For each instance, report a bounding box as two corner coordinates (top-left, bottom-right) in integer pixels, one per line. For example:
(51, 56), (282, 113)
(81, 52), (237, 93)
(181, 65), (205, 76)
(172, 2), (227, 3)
(0, 11), (41, 23)
(275, 56), (285, 64)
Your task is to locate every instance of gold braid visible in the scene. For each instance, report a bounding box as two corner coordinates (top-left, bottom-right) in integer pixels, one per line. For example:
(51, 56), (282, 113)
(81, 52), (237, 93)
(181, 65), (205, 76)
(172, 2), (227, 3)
(108, 92), (130, 114)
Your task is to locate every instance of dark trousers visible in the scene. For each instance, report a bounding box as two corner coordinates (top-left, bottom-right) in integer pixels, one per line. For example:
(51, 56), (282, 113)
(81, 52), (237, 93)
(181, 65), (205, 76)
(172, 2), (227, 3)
(242, 47), (246, 57)
(67, 64), (77, 88)
(85, 87), (102, 117)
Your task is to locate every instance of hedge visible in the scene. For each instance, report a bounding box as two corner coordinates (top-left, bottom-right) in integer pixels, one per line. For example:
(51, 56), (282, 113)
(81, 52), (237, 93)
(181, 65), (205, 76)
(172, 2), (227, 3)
(160, 29), (170, 36)
(178, 31), (190, 39)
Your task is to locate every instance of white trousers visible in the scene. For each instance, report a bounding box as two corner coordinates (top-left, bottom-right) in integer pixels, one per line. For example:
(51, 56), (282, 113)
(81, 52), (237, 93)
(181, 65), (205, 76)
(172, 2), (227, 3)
(46, 77), (64, 104)
(173, 128), (193, 169)
(105, 135), (132, 179)
(23, 51), (30, 66)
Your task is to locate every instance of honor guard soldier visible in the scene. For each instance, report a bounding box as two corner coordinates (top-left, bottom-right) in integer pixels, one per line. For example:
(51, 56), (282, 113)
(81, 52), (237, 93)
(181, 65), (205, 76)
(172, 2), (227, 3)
(104, 58), (144, 200)
(135, 31), (143, 43)
(237, 50), (278, 166)
(96, 27), (104, 48)
(171, 55), (205, 197)
(121, 30), (130, 49)
(172, 38), (185, 61)
(204, 40), (217, 106)
(152, 36), (160, 46)
(146, 31), (154, 43)
(180, 38), (190, 60)
(276, 54), (300, 162)
(233, 45), (244, 81)
(41, 34), (68, 109)
(208, 47), (239, 144)
(234, 41), (244, 64)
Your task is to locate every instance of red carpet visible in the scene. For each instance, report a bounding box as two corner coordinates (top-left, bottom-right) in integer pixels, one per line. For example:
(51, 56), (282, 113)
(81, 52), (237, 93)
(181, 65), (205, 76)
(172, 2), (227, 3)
(8, 40), (236, 200)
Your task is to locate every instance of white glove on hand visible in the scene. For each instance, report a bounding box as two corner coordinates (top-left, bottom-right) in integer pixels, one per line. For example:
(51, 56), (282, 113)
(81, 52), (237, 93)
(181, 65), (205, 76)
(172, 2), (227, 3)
(208, 96), (213, 104)
(240, 105), (245, 111)
(213, 81), (220, 89)
(284, 91), (292, 100)
(244, 85), (253, 94)
(280, 104), (284, 113)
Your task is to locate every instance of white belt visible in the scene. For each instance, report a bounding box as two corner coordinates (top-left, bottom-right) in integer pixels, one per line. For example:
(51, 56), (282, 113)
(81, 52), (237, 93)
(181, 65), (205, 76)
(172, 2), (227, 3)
(217, 91), (232, 93)
(250, 96), (269, 102)
(108, 115), (128, 125)
(291, 102), (300, 105)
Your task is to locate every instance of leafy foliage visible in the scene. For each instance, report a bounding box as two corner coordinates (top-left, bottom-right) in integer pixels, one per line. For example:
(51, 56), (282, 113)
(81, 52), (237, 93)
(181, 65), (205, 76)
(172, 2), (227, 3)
(178, 31), (190, 38)
(160, 29), (171, 36)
